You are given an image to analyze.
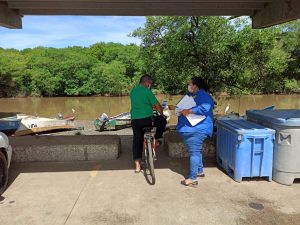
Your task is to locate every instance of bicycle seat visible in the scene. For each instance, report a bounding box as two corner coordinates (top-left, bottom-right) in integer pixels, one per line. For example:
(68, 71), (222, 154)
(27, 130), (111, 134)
(143, 126), (154, 132)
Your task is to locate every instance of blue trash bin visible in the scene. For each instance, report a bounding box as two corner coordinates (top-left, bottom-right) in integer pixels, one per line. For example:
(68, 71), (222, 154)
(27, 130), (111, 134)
(217, 119), (275, 182)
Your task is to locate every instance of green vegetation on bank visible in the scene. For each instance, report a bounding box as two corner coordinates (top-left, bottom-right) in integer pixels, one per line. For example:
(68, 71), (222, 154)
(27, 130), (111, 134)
(0, 17), (299, 97)
(0, 43), (142, 97)
(132, 17), (300, 95)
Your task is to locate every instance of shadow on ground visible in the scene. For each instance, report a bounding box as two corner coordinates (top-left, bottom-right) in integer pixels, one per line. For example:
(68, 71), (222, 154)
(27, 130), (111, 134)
(7, 134), (300, 189)
(7, 135), (217, 188)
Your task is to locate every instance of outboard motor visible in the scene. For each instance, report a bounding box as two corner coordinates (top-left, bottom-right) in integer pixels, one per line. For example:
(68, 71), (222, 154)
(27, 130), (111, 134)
(94, 113), (109, 131)
(99, 113), (109, 123)
(57, 113), (64, 119)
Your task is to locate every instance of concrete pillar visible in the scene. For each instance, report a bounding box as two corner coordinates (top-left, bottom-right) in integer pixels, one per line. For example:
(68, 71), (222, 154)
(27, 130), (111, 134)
(0, 2), (22, 29)
(252, 0), (300, 28)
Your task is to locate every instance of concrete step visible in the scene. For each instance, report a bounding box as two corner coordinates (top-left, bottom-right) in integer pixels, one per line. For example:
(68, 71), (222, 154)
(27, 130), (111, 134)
(164, 131), (216, 158)
(9, 135), (121, 162)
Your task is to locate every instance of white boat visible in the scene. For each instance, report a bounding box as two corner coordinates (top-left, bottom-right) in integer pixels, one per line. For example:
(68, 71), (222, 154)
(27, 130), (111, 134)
(14, 114), (76, 136)
(0, 116), (22, 135)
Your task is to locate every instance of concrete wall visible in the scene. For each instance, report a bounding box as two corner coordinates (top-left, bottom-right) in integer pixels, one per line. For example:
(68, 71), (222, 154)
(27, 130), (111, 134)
(164, 131), (216, 158)
(9, 135), (121, 162)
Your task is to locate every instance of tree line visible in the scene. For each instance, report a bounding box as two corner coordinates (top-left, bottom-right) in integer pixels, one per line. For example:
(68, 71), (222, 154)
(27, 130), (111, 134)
(0, 16), (299, 97)
(0, 43), (142, 97)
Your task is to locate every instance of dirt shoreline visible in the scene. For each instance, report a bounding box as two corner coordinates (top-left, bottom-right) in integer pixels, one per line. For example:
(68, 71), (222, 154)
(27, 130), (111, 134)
(45, 120), (134, 136)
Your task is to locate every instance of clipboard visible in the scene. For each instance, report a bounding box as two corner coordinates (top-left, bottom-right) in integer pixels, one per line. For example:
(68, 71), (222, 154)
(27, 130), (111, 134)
(175, 94), (206, 126)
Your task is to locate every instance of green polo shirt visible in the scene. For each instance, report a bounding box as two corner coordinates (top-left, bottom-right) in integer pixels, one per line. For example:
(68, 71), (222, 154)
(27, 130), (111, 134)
(130, 84), (159, 120)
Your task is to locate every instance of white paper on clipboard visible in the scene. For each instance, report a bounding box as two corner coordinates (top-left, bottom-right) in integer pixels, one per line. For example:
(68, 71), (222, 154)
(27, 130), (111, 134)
(176, 95), (206, 126)
(176, 95), (196, 109)
(186, 114), (206, 126)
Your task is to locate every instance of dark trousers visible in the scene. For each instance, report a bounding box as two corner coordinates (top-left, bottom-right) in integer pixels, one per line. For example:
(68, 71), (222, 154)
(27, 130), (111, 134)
(131, 115), (167, 160)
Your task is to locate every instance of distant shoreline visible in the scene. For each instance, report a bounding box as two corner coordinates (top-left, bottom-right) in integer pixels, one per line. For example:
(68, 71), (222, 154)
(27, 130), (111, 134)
(1, 93), (300, 99)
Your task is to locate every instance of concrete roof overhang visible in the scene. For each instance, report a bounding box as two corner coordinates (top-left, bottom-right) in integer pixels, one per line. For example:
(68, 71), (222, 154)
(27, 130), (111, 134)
(0, 0), (299, 29)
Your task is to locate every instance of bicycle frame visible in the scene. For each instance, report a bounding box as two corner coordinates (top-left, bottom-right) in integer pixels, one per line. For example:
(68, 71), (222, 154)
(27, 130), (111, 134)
(143, 132), (157, 159)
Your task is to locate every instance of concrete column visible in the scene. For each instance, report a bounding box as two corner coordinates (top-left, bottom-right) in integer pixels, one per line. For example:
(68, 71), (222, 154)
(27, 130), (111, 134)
(252, 0), (300, 28)
(0, 2), (22, 29)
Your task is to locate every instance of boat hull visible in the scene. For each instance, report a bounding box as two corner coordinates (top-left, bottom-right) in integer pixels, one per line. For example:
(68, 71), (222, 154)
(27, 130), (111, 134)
(95, 112), (131, 131)
(15, 116), (76, 136)
(0, 117), (22, 135)
(94, 110), (171, 132)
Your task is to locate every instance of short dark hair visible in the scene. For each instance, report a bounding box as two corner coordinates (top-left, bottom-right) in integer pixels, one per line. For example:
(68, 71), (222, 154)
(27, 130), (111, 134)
(191, 77), (209, 92)
(140, 74), (153, 84)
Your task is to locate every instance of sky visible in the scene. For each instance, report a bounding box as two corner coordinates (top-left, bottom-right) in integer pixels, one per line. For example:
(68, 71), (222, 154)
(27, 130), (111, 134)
(0, 16), (146, 50)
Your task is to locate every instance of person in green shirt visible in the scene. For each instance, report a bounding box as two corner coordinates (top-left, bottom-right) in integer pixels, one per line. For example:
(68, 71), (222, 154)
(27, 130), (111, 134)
(130, 75), (167, 173)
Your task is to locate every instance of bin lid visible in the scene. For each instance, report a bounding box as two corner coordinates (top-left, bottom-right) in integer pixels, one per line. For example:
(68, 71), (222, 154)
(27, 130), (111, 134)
(246, 109), (300, 127)
(217, 119), (275, 135)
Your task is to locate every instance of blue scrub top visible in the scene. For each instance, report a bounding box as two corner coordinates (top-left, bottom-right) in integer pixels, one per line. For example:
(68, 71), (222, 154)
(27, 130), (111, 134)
(176, 89), (214, 137)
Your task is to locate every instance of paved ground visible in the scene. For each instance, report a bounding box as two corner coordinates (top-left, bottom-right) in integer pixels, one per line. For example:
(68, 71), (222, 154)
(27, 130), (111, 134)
(0, 135), (300, 225)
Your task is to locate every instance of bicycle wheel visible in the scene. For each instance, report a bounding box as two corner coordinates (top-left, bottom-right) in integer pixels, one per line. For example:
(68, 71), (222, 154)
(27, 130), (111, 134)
(146, 139), (155, 184)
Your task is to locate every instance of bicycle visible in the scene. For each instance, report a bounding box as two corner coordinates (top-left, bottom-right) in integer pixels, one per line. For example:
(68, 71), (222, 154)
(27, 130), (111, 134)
(142, 126), (158, 185)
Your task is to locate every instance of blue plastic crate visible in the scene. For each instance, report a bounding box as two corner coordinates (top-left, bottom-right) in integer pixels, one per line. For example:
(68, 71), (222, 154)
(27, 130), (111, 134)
(216, 119), (275, 182)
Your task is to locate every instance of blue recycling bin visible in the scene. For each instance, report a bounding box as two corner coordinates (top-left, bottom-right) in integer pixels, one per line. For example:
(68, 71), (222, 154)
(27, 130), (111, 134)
(216, 119), (275, 182)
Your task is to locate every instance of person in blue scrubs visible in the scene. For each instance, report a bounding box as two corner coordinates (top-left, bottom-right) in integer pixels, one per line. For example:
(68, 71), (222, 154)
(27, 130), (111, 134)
(176, 77), (214, 187)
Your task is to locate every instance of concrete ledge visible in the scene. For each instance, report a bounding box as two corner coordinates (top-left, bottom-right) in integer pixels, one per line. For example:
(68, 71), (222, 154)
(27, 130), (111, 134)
(164, 132), (216, 158)
(9, 135), (121, 162)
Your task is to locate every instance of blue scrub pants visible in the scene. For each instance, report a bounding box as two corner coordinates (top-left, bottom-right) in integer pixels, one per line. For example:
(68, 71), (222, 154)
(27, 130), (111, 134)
(180, 132), (208, 180)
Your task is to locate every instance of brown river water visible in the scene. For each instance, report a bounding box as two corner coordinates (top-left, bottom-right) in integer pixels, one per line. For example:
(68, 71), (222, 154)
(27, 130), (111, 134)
(0, 95), (299, 125)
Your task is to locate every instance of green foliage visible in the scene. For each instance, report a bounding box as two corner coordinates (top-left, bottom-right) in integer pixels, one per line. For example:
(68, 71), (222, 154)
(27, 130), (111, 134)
(284, 79), (300, 92)
(132, 17), (300, 95)
(0, 18), (299, 97)
(0, 43), (142, 97)
(97, 60), (131, 95)
(0, 49), (28, 96)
